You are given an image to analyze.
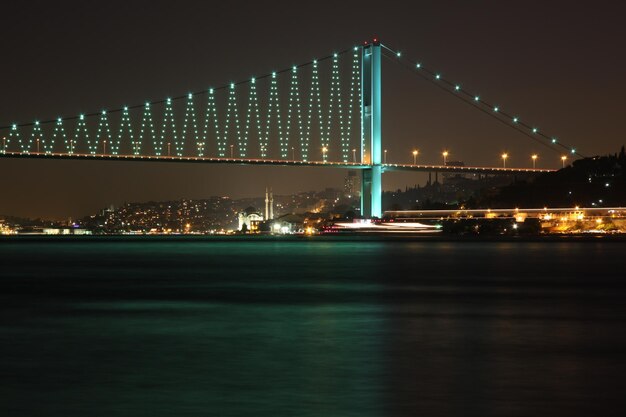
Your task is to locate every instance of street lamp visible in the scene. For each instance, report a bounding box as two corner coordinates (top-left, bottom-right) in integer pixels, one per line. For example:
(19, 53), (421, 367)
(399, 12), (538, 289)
(36, 138), (40, 154)
(501, 153), (508, 168)
(561, 155), (567, 168)
(384, 149), (387, 164)
(412, 150), (418, 165)
(322, 146), (328, 161)
(442, 150), (449, 165)
(291, 146), (295, 161)
(352, 148), (356, 163)
(167, 142), (171, 156)
(531, 154), (538, 169)
(103, 140), (107, 155)
(230, 144), (234, 158)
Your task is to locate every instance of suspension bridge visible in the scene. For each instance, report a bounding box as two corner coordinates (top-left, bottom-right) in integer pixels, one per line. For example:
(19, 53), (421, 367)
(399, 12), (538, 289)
(0, 39), (581, 218)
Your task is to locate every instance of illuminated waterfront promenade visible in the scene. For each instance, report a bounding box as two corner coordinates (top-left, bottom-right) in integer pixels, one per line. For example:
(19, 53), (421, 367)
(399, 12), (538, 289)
(386, 207), (626, 221)
(381, 207), (626, 233)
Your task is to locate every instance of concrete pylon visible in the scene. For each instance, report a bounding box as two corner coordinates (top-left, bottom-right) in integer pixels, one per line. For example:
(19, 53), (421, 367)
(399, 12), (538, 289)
(360, 40), (382, 218)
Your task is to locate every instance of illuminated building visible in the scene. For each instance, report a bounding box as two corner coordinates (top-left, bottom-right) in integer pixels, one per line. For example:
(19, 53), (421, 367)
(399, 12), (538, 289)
(42, 227), (92, 235)
(0, 220), (16, 235)
(344, 170), (359, 198)
(271, 213), (305, 234)
(238, 206), (263, 232)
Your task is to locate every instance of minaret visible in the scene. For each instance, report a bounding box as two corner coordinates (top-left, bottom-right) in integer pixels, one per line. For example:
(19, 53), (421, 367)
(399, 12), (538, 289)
(269, 188), (274, 220)
(265, 187), (269, 220)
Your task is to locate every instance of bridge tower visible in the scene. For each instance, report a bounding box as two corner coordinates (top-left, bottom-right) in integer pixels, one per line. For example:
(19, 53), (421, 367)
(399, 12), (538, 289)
(360, 40), (382, 218)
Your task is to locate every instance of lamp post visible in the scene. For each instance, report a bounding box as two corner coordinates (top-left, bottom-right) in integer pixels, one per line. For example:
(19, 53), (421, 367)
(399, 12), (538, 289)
(561, 155), (567, 168)
(230, 144), (234, 158)
(352, 148), (356, 163)
(412, 150), (418, 165)
(36, 138), (40, 154)
(291, 146), (295, 161)
(322, 146), (328, 161)
(442, 151), (449, 166)
(69, 139), (74, 155)
(532, 154), (538, 169)
(103, 140), (107, 155)
(501, 153), (508, 168)
(167, 142), (171, 156)
(384, 149), (387, 164)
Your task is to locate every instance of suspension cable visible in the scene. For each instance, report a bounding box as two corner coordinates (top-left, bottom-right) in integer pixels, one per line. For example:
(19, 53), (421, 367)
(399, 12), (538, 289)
(380, 43), (585, 158)
(0, 47), (354, 131)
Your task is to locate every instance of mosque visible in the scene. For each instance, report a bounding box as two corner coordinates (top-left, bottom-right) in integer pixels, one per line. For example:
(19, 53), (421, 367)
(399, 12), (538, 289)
(237, 188), (273, 232)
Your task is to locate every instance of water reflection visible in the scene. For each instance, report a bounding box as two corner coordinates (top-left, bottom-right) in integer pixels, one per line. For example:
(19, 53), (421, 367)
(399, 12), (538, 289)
(1, 237), (625, 416)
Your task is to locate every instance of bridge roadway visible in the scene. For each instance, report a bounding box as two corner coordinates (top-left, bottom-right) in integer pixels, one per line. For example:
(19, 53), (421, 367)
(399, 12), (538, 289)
(0, 151), (555, 174)
(0, 152), (555, 174)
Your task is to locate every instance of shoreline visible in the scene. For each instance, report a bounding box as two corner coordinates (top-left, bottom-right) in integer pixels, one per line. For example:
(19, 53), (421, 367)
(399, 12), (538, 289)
(2, 233), (626, 243)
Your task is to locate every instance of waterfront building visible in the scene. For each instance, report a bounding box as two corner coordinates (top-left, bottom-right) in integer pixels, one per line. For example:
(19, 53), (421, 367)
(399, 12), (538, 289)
(41, 227), (92, 235)
(271, 213), (306, 234)
(0, 220), (16, 235)
(238, 206), (264, 232)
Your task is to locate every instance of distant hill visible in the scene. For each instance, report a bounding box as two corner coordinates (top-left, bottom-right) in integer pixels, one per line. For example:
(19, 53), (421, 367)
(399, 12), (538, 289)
(0, 214), (58, 227)
(468, 146), (626, 208)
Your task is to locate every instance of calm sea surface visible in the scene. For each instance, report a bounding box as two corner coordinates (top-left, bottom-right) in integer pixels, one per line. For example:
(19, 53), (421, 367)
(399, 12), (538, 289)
(1, 236), (625, 417)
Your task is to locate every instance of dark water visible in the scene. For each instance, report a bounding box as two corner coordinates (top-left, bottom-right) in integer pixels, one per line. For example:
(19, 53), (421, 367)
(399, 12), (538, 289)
(1, 236), (625, 417)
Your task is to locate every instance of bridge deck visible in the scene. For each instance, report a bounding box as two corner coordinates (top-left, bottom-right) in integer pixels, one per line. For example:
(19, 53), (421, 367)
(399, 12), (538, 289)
(0, 151), (555, 174)
(382, 162), (554, 173)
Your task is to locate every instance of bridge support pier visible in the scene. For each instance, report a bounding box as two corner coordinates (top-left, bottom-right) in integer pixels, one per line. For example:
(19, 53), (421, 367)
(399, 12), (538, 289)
(360, 40), (382, 218)
(361, 166), (382, 218)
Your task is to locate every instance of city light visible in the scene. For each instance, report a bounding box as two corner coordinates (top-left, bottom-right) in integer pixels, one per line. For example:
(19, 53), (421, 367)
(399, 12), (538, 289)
(0, 39), (598, 235)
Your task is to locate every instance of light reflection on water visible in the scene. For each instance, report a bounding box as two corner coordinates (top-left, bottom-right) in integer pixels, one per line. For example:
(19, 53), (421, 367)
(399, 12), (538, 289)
(1, 237), (625, 416)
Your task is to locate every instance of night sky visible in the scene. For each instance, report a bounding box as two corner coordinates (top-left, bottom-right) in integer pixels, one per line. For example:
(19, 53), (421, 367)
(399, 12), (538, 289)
(1, 1), (625, 219)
